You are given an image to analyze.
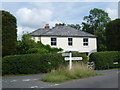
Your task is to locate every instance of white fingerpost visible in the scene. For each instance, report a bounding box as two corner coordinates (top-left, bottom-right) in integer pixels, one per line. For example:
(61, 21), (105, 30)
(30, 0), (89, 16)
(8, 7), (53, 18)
(69, 52), (72, 70)
(63, 52), (83, 70)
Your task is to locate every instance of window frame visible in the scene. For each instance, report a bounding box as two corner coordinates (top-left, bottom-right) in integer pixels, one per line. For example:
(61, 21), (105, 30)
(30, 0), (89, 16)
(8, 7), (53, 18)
(83, 38), (89, 47)
(68, 38), (73, 46)
(51, 37), (57, 46)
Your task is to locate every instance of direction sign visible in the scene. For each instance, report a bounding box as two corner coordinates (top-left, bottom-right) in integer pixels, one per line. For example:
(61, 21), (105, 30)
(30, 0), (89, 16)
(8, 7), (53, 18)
(62, 53), (70, 56)
(113, 62), (118, 64)
(71, 57), (83, 60)
(65, 57), (83, 60)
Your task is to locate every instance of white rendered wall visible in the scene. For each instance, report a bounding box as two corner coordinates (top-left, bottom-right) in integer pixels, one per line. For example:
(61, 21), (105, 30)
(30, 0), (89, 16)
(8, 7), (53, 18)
(32, 36), (97, 53)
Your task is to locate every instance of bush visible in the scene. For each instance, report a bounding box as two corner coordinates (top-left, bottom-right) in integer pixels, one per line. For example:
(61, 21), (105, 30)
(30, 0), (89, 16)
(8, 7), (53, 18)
(26, 48), (49, 54)
(2, 53), (66, 75)
(89, 51), (120, 70)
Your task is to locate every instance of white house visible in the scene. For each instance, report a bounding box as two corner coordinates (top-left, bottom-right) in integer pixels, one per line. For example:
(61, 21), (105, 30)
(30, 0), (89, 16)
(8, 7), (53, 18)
(30, 24), (97, 55)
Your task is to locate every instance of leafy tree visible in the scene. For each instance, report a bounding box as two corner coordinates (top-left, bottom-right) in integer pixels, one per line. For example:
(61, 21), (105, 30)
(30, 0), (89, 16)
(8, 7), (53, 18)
(55, 23), (66, 26)
(106, 19), (120, 51)
(1, 10), (17, 56)
(16, 34), (36, 54)
(82, 8), (111, 51)
(67, 24), (81, 30)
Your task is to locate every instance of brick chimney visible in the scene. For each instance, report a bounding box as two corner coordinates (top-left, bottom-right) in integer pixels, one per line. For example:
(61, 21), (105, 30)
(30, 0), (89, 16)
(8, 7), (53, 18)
(45, 24), (50, 30)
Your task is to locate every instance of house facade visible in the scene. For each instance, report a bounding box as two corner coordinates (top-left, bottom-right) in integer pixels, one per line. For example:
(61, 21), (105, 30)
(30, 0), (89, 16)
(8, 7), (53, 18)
(30, 24), (97, 55)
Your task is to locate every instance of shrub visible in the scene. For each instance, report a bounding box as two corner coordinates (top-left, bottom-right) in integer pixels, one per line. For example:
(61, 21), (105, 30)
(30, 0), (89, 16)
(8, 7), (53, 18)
(89, 51), (120, 70)
(2, 53), (66, 75)
(26, 48), (49, 54)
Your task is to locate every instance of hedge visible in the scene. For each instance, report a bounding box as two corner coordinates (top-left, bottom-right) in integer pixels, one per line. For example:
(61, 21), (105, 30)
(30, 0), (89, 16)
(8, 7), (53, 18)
(89, 51), (120, 70)
(2, 53), (66, 75)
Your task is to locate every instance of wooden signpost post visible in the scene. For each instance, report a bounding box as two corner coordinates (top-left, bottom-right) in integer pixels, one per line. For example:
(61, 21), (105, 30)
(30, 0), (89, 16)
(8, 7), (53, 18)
(62, 53), (83, 70)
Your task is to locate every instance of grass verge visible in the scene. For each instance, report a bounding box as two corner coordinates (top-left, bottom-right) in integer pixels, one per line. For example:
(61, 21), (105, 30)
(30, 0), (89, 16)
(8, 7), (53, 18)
(41, 63), (97, 83)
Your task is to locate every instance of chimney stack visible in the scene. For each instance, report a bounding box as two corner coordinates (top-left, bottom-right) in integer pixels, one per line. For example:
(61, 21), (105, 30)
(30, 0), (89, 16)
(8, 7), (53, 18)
(45, 24), (50, 30)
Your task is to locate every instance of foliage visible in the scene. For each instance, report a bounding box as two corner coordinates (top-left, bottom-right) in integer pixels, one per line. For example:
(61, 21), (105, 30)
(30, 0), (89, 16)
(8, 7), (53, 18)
(16, 34), (36, 54)
(26, 48), (49, 54)
(2, 53), (66, 75)
(1, 10), (17, 56)
(41, 63), (97, 83)
(89, 51), (120, 70)
(16, 34), (63, 54)
(67, 24), (81, 30)
(82, 8), (111, 51)
(55, 23), (66, 26)
(106, 19), (120, 51)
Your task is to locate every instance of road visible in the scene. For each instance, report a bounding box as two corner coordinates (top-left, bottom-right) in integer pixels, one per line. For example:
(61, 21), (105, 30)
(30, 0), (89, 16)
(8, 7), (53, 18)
(2, 69), (119, 88)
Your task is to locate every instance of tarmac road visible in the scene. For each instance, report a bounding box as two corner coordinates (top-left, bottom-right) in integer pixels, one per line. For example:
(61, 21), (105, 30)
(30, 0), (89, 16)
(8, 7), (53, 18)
(2, 69), (119, 88)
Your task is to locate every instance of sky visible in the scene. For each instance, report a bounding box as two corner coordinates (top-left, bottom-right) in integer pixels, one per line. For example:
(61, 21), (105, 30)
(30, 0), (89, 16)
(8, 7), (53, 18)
(1, 1), (119, 40)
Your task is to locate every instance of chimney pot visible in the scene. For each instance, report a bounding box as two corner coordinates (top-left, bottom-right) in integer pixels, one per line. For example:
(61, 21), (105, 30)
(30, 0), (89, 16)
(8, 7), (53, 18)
(45, 24), (50, 30)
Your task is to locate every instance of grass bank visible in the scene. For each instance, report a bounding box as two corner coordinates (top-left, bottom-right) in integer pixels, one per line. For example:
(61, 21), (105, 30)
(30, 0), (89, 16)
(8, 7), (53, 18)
(41, 63), (97, 83)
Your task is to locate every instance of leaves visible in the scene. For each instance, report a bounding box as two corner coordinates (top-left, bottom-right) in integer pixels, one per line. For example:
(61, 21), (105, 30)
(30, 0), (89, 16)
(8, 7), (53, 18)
(106, 19), (120, 51)
(82, 8), (111, 51)
(2, 10), (17, 56)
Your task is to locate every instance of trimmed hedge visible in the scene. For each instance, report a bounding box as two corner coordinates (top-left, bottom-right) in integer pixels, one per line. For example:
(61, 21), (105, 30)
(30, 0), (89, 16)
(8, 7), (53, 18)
(89, 51), (120, 70)
(2, 53), (66, 75)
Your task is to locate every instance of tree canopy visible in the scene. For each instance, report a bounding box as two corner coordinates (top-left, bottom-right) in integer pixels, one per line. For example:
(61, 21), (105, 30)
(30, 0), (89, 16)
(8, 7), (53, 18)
(82, 8), (111, 51)
(67, 24), (81, 30)
(1, 10), (17, 56)
(106, 19), (120, 51)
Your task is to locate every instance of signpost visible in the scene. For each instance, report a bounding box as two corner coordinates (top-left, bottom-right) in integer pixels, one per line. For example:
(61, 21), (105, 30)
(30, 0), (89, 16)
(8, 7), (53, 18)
(62, 52), (83, 70)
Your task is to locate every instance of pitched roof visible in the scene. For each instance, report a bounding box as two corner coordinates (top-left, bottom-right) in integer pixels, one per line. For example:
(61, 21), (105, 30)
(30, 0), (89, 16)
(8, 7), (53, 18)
(30, 26), (97, 37)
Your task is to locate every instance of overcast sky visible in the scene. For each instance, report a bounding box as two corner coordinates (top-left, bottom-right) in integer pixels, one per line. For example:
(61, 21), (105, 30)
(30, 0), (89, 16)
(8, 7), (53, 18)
(1, 1), (119, 40)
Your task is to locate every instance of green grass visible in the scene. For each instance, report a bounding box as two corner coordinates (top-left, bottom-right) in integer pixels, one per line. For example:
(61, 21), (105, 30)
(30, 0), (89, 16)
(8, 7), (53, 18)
(41, 63), (97, 83)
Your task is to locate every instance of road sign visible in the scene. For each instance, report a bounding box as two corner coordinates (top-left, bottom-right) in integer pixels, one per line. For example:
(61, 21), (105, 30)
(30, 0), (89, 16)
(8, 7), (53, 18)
(65, 57), (82, 60)
(113, 62), (118, 64)
(63, 52), (83, 70)
(62, 53), (70, 56)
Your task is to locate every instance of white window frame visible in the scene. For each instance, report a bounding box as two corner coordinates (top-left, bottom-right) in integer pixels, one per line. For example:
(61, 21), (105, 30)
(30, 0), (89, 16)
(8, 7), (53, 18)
(83, 38), (89, 47)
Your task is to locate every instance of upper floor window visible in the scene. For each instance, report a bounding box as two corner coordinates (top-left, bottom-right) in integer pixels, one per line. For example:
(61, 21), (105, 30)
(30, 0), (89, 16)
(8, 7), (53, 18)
(83, 38), (88, 46)
(51, 38), (57, 46)
(68, 38), (73, 46)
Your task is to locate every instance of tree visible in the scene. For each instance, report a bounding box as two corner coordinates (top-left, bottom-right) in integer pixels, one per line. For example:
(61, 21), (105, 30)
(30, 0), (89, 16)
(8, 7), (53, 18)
(106, 19), (120, 51)
(82, 8), (111, 51)
(1, 10), (17, 56)
(67, 24), (81, 30)
(55, 23), (66, 26)
(16, 34), (36, 54)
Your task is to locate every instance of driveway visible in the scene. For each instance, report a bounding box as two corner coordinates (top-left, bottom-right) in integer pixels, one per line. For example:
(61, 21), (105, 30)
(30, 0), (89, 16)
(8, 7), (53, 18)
(2, 69), (119, 88)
